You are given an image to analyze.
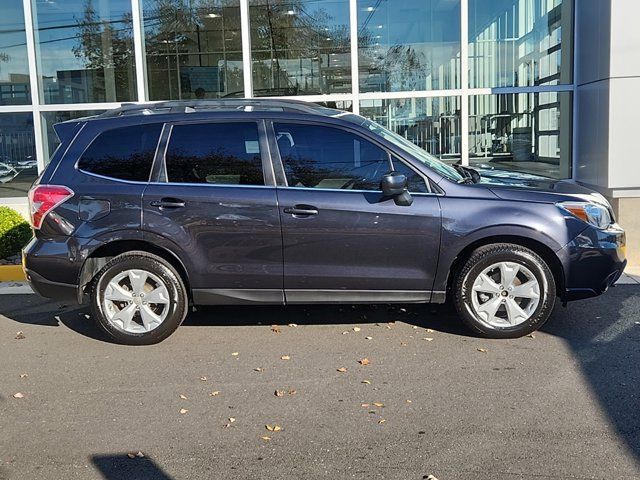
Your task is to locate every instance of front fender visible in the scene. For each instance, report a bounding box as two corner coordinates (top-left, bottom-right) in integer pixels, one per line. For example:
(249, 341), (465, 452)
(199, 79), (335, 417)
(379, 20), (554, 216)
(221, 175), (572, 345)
(433, 197), (580, 293)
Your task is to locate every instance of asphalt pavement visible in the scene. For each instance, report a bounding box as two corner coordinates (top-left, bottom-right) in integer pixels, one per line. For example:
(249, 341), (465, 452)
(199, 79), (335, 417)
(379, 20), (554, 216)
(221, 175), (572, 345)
(0, 282), (639, 480)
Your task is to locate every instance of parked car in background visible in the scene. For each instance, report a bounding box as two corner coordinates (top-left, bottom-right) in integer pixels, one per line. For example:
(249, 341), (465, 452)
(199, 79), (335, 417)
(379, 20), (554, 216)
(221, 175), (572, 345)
(23, 100), (626, 345)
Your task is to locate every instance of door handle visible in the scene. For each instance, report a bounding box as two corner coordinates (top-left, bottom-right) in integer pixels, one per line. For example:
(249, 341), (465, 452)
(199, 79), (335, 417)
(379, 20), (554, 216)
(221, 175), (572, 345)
(283, 205), (318, 216)
(150, 198), (186, 209)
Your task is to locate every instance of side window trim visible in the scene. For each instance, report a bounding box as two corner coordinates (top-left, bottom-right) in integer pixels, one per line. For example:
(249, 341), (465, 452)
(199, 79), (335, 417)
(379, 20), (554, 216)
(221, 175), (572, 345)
(153, 119), (274, 187)
(389, 154), (433, 194)
(268, 119), (393, 192)
(149, 123), (172, 183)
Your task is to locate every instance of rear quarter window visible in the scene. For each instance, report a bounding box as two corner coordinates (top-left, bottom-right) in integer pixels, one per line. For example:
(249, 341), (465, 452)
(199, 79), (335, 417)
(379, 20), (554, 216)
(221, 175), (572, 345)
(78, 124), (163, 182)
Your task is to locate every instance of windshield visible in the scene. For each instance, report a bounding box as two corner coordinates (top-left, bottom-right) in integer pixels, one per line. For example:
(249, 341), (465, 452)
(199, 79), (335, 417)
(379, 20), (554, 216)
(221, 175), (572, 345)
(341, 115), (463, 182)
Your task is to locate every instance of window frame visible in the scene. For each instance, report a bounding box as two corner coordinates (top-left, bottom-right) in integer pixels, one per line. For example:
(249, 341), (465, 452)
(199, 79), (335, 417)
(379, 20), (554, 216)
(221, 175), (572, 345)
(266, 119), (433, 194)
(152, 118), (275, 188)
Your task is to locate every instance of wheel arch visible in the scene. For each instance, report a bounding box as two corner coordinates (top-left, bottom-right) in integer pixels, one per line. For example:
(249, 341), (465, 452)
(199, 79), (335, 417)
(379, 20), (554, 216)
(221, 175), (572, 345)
(78, 239), (191, 304)
(445, 235), (566, 300)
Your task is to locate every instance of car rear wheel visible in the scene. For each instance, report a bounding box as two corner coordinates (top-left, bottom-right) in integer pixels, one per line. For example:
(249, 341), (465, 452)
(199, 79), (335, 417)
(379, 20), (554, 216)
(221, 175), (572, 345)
(453, 243), (556, 338)
(90, 251), (188, 345)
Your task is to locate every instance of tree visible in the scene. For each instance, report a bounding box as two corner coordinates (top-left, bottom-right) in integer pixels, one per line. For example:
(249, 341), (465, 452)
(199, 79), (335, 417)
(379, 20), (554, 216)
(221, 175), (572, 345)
(72, 0), (134, 102)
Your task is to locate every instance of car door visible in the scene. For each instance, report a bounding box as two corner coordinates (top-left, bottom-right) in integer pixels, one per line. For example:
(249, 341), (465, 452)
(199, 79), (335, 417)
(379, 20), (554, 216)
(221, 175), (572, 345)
(142, 119), (284, 305)
(269, 120), (442, 303)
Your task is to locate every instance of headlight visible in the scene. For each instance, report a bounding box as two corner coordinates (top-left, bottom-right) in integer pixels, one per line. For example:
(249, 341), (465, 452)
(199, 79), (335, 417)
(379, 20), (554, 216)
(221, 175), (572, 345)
(558, 201), (612, 229)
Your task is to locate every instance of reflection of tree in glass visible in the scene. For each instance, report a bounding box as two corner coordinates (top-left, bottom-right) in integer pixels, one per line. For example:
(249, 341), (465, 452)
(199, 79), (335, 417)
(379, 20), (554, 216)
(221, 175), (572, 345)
(382, 45), (428, 92)
(167, 152), (264, 185)
(73, 0), (134, 102)
(251, 0), (362, 94)
(81, 153), (155, 182)
(143, 0), (243, 99)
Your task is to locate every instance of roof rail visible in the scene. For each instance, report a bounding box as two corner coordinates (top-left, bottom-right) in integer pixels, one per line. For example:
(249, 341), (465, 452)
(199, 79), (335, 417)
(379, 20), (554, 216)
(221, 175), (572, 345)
(97, 99), (339, 118)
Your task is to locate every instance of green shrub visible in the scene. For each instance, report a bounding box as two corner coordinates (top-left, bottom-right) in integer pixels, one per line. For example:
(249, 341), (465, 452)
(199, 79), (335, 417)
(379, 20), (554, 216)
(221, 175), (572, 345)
(0, 207), (32, 259)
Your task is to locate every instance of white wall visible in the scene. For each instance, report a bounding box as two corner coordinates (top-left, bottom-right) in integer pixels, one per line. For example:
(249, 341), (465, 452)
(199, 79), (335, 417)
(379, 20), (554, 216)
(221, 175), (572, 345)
(575, 0), (640, 197)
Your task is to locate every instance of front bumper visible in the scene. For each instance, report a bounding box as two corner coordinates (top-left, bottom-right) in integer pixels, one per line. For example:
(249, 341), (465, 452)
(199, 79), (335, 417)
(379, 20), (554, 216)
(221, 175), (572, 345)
(559, 223), (626, 301)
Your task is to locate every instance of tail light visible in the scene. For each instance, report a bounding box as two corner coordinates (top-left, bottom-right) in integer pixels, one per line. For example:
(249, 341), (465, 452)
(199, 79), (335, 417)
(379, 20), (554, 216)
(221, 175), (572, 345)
(27, 184), (74, 229)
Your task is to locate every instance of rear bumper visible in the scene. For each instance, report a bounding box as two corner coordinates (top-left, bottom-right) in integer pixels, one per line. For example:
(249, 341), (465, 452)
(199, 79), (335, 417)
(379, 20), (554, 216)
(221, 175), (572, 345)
(24, 268), (77, 301)
(22, 235), (99, 303)
(559, 223), (627, 301)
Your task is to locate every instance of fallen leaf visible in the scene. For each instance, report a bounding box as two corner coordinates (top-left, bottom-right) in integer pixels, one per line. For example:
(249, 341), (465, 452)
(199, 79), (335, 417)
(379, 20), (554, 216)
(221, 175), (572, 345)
(260, 436), (271, 441)
(361, 380), (371, 385)
(209, 391), (220, 396)
(231, 352), (239, 356)
(365, 336), (373, 340)
(425, 475), (439, 480)
(12, 392), (24, 399)
(342, 331), (349, 335)
(425, 329), (435, 333)
(19, 373), (28, 378)
(127, 453), (136, 459)
(400, 342), (408, 347)
(265, 424), (282, 432)
(223, 423), (232, 429)
(527, 334), (536, 339)
(288, 323), (298, 328)
(399, 308), (407, 313)
(406, 399), (412, 403)
(336, 367), (347, 373)
(412, 326), (418, 329)
(179, 394), (188, 400)
(228, 417), (236, 423)
(358, 358), (370, 366)
(353, 327), (361, 332)
(378, 419), (386, 424)
(200, 376), (208, 381)
(288, 389), (297, 395)
(271, 325), (281, 334)
(254, 367), (264, 372)
(361, 403), (370, 408)
(373, 402), (384, 407)
(179, 408), (189, 414)
(423, 337), (434, 342)
(280, 355), (291, 361)
(15, 331), (25, 340)
(477, 348), (488, 353)
(275, 390), (285, 397)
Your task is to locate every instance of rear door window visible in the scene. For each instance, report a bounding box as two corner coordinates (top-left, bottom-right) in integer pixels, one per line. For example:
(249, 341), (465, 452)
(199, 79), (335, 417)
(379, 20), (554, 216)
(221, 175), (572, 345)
(164, 122), (264, 186)
(274, 123), (391, 191)
(78, 124), (162, 182)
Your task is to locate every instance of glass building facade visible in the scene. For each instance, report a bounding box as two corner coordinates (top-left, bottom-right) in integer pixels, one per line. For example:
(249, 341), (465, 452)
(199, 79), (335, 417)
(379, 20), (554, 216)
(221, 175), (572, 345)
(0, 0), (574, 198)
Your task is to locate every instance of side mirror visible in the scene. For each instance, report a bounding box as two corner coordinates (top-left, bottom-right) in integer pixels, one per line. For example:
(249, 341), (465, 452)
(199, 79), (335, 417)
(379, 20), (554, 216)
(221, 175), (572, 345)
(381, 172), (407, 196)
(380, 172), (413, 206)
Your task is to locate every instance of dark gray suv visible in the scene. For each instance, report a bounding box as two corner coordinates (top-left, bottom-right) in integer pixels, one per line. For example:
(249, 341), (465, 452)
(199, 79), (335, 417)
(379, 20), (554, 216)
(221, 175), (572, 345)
(23, 100), (626, 344)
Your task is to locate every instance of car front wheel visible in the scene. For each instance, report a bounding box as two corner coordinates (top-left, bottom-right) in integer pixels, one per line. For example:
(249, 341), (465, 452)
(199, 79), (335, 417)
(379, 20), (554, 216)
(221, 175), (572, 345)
(90, 251), (188, 345)
(454, 243), (556, 338)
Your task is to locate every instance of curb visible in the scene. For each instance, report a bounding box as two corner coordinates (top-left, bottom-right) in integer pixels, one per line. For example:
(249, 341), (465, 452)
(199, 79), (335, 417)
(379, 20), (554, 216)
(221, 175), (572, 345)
(0, 265), (26, 282)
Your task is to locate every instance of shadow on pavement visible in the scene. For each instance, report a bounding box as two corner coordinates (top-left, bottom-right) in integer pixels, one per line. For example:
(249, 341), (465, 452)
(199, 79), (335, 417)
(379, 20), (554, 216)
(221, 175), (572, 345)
(0, 293), (471, 344)
(541, 284), (640, 464)
(91, 455), (173, 480)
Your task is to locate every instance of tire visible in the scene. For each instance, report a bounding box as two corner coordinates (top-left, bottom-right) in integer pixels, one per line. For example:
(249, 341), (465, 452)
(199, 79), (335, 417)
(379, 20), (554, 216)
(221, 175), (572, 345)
(453, 243), (556, 339)
(90, 251), (188, 345)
